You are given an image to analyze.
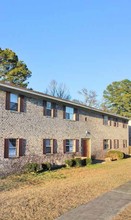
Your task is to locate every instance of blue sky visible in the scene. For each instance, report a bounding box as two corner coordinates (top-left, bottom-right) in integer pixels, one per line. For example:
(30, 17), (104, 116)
(1, 0), (131, 101)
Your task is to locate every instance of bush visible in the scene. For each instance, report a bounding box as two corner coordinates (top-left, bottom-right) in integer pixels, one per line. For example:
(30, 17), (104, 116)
(25, 163), (40, 173)
(86, 158), (92, 165)
(74, 158), (82, 167)
(91, 155), (96, 160)
(42, 162), (51, 171)
(65, 159), (74, 167)
(106, 150), (124, 160)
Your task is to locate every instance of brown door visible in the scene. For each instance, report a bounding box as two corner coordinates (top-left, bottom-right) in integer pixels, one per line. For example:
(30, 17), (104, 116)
(82, 139), (91, 158)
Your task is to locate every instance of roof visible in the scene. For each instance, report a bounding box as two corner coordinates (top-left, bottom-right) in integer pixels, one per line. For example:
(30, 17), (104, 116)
(0, 81), (129, 120)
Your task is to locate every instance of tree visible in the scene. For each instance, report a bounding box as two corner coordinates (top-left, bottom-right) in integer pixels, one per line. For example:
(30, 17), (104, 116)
(78, 88), (99, 108)
(103, 79), (131, 117)
(0, 48), (32, 87)
(45, 80), (71, 100)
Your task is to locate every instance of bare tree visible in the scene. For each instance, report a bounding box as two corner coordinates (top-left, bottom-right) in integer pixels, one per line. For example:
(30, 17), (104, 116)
(45, 80), (71, 100)
(78, 88), (99, 108)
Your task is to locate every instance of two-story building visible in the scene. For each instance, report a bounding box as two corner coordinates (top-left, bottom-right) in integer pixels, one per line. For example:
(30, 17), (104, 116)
(0, 81), (129, 175)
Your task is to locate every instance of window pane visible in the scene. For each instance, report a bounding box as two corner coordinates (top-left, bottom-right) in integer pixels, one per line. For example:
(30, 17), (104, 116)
(10, 94), (18, 111)
(65, 107), (74, 120)
(46, 109), (51, 116)
(103, 116), (108, 125)
(46, 102), (51, 109)
(10, 94), (18, 103)
(46, 147), (51, 154)
(66, 139), (73, 152)
(10, 102), (18, 111)
(9, 139), (17, 157)
(45, 139), (50, 147)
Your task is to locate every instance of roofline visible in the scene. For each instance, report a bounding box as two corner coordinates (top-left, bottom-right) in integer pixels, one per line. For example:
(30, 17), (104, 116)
(0, 81), (129, 120)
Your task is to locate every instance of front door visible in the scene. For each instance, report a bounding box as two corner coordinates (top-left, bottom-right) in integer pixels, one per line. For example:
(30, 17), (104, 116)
(82, 139), (91, 158)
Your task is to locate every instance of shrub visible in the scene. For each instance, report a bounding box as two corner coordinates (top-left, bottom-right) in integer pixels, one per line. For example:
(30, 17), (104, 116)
(91, 154), (96, 160)
(42, 162), (51, 171)
(65, 159), (74, 167)
(106, 150), (124, 160)
(25, 163), (40, 173)
(74, 158), (82, 167)
(86, 158), (92, 165)
(81, 158), (86, 166)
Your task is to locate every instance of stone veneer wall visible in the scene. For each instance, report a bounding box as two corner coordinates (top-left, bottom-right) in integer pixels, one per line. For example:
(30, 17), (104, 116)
(0, 90), (129, 175)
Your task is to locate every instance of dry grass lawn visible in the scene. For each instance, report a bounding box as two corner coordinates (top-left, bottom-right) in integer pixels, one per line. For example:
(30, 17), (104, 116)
(0, 158), (131, 220)
(113, 203), (131, 220)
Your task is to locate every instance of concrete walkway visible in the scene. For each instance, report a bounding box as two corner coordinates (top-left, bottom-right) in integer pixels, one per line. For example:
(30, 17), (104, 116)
(56, 181), (131, 220)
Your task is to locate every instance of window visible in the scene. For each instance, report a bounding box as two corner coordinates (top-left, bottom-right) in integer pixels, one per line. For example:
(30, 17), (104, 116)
(4, 138), (25, 158)
(123, 120), (127, 128)
(114, 118), (119, 127)
(6, 92), (25, 112)
(103, 116), (108, 125)
(65, 139), (73, 152)
(10, 94), (18, 111)
(114, 139), (119, 149)
(123, 140), (127, 148)
(63, 139), (79, 153)
(109, 117), (112, 126)
(43, 101), (57, 117)
(9, 139), (17, 157)
(65, 107), (74, 120)
(45, 139), (51, 153)
(46, 102), (52, 116)
(43, 139), (57, 154)
(103, 139), (112, 149)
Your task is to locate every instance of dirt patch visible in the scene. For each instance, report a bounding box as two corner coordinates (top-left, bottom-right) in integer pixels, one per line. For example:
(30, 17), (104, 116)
(0, 158), (131, 220)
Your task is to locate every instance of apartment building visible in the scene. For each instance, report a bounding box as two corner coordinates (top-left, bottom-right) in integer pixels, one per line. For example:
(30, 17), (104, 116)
(0, 82), (129, 175)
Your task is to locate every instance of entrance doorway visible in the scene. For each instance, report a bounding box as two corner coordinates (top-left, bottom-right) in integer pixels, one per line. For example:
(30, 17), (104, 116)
(82, 138), (91, 158)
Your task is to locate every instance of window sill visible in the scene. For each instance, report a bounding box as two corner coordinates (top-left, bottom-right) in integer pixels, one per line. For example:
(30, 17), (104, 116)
(10, 110), (24, 114)
(64, 119), (76, 122)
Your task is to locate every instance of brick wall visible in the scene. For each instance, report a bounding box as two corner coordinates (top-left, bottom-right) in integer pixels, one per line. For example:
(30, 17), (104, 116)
(0, 90), (129, 175)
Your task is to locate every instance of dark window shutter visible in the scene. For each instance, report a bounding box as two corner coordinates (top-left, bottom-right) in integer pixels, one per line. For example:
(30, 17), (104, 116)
(74, 108), (79, 121)
(43, 139), (46, 154)
(53, 139), (57, 154)
(52, 103), (57, 117)
(20, 95), (25, 112)
(63, 140), (66, 153)
(117, 140), (119, 148)
(102, 115), (104, 125)
(103, 140), (106, 149)
(43, 101), (47, 116)
(5, 92), (10, 110)
(76, 139), (79, 152)
(63, 106), (66, 119)
(109, 118), (112, 126)
(4, 139), (9, 158)
(110, 140), (112, 149)
(19, 139), (25, 156)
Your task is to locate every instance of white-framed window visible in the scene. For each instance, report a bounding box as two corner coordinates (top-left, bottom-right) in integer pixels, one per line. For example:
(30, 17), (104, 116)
(123, 140), (127, 148)
(6, 92), (24, 112)
(45, 139), (51, 153)
(123, 120), (127, 128)
(114, 139), (119, 149)
(103, 139), (109, 149)
(43, 139), (57, 154)
(65, 139), (74, 152)
(43, 101), (57, 117)
(9, 139), (17, 157)
(65, 107), (74, 120)
(103, 116), (108, 125)
(10, 93), (18, 111)
(114, 118), (119, 127)
(46, 102), (52, 117)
